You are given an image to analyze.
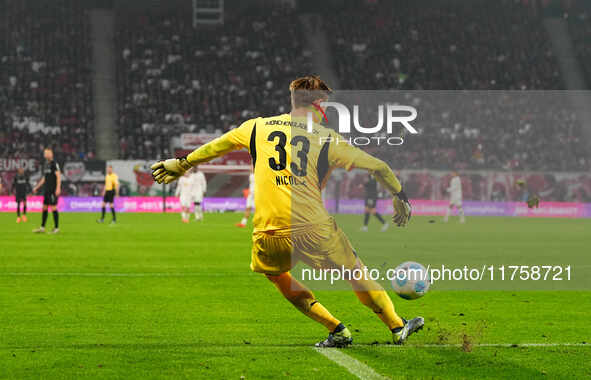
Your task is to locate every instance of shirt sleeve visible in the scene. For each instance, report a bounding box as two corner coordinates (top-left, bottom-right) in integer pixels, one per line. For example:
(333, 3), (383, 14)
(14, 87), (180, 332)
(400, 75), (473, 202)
(186, 118), (257, 165)
(328, 131), (402, 195)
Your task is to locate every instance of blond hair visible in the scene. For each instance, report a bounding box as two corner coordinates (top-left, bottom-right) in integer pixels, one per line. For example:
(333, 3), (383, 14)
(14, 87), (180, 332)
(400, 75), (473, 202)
(289, 75), (332, 108)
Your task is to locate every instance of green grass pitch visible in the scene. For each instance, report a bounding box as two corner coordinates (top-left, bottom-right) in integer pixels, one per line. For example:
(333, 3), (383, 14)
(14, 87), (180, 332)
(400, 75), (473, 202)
(1, 212), (590, 379)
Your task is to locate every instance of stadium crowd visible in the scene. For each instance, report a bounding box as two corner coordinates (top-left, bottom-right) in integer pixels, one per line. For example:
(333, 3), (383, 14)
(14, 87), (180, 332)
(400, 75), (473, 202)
(0, 0), (589, 172)
(371, 93), (588, 171)
(0, 0), (94, 163)
(325, 0), (563, 90)
(322, 0), (588, 171)
(116, 6), (312, 159)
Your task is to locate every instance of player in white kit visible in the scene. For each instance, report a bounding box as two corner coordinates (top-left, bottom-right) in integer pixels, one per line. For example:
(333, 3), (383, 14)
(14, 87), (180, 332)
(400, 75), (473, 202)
(236, 172), (254, 228)
(176, 171), (194, 223)
(443, 171), (465, 223)
(191, 167), (207, 221)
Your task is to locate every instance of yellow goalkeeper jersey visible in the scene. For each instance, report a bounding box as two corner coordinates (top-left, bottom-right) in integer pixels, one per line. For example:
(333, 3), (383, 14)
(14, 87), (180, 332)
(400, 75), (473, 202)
(187, 113), (401, 233)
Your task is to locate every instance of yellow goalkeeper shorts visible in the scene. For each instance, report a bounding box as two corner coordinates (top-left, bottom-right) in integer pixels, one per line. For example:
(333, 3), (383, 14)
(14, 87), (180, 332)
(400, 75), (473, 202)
(250, 218), (358, 275)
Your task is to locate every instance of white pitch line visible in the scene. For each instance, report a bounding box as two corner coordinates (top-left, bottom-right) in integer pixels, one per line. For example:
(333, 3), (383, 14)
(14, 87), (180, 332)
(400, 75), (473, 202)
(0, 272), (252, 277)
(314, 347), (389, 380)
(313, 343), (588, 379)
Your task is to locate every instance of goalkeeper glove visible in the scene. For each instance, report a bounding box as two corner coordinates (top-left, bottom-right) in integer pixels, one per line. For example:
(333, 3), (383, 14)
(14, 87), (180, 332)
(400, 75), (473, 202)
(392, 189), (412, 227)
(527, 194), (540, 209)
(151, 157), (193, 184)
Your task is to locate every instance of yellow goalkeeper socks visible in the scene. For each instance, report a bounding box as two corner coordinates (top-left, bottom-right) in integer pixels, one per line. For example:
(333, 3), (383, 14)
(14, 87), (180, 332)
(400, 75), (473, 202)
(355, 289), (404, 330)
(308, 301), (341, 332)
(267, 272), (341, 331)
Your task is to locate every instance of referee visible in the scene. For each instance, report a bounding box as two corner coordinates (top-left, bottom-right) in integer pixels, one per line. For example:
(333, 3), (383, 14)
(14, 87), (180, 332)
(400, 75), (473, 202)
(12, 167), (31, 223)
(97, 165), (119, 224)
(32, 148), (61, 234)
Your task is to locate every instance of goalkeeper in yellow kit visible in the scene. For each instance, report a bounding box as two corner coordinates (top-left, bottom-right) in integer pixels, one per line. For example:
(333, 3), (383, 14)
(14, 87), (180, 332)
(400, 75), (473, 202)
(152, 76), (423, 347)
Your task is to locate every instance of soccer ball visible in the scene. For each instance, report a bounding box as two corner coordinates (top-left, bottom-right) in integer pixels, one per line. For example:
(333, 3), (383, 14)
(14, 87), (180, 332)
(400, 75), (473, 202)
(391, 261), (430, 300)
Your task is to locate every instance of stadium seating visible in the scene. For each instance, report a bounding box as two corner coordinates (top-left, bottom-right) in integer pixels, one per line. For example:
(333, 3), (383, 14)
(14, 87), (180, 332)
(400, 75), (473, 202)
(116, 6), (313, 159)
(0, 0), (94, 162)
(325, 0), (563, 91)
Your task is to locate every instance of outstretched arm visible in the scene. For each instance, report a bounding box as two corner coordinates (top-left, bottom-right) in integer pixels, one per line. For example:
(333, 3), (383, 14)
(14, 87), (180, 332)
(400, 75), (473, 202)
(152, 134), (242, 184)
(185, 136), (240, 166)
(152, 119), (256, 184)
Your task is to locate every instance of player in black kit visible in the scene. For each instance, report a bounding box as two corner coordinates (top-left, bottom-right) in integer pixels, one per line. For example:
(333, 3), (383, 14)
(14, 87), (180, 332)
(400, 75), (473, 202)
(360, 175), (389, 232)
(12, 167), (31, 223)
(32, 148), (62, 234)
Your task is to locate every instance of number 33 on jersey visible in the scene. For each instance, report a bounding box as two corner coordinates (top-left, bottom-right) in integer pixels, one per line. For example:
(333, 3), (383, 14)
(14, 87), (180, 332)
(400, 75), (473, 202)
(186, 113), (401, 232)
